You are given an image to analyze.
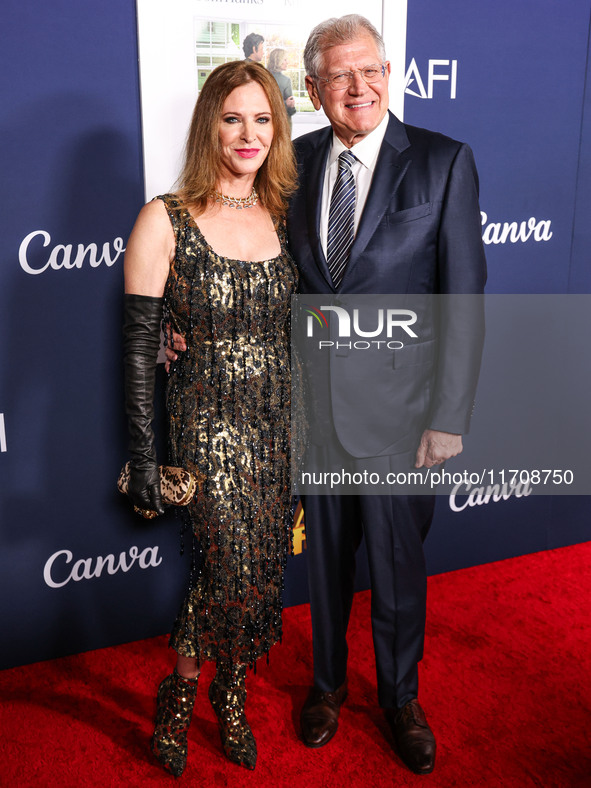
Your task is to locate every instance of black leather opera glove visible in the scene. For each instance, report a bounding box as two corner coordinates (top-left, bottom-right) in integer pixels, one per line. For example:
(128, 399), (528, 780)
(123, 293), (165, 516)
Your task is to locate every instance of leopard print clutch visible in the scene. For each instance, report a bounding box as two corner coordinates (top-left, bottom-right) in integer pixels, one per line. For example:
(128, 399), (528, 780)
(118, 462), (198, 518)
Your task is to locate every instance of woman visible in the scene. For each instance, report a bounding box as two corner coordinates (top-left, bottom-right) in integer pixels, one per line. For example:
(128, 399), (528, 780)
(123, 60), (297, 776)
(267, 48), (296, 130)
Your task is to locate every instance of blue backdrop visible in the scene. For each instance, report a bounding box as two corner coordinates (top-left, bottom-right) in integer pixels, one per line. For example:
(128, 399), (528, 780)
(1, 0), (590, 669)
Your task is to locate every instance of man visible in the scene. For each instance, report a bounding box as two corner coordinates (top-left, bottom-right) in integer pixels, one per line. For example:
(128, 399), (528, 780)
(267, 48), (297, 130)
(243, 32), (264, 63)
(288, 15), (486, 775)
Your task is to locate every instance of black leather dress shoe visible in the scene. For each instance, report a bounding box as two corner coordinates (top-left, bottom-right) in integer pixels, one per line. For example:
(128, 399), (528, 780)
(385, 699), (436, 774)
(300, 681), (348, 748)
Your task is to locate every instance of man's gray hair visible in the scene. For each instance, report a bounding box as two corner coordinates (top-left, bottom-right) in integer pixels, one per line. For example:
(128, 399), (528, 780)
(303, 14), (387, 77)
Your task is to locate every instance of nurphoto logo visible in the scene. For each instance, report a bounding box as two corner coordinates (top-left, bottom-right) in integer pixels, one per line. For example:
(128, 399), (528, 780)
(303, 304), (418, 351)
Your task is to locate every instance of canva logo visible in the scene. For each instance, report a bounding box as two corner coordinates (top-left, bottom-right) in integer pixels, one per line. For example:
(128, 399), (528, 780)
(43, 545), (162, 588)
(480, 212), (552, 245)
(0, 413), (6, 452)
(449, 479), (532, 512)
(405, 58), (457, 99)
(19, 230), (125, 275)
(304, 305), (418, 350)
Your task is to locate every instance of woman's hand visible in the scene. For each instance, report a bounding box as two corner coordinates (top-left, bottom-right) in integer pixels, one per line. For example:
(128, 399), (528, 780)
(128, 463), (165, 517)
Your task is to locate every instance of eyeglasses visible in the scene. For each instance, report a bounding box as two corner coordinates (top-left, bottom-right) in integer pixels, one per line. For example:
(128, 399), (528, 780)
(314, 63), (387, 91)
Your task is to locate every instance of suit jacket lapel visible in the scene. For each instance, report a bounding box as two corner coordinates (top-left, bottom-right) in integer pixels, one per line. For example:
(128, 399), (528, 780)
(303, 127), (334, 290)
(344, 113), (411, 282)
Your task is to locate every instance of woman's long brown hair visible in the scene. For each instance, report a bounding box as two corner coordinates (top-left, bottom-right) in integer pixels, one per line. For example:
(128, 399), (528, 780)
(176, 60), (297, 221)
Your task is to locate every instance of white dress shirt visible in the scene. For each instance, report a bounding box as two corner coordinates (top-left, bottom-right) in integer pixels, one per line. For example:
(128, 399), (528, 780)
(319, 112), (390, 258)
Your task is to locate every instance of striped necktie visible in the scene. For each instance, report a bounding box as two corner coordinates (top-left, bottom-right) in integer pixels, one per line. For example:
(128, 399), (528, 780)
(327, 149), (357, 288)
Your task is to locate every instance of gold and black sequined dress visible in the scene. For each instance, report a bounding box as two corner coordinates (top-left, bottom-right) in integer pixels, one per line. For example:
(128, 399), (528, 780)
(159, 194), (297, 668)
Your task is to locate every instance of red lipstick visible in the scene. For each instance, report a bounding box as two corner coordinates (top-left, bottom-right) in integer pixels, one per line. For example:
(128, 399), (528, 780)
(235, 149), (259, 158)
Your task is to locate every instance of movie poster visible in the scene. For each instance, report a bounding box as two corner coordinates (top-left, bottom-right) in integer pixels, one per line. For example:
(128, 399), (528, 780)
(136, 0), (407, 197)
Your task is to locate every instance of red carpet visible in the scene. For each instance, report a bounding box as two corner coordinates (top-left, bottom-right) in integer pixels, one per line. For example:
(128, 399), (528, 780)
(1, 543), (590, 787)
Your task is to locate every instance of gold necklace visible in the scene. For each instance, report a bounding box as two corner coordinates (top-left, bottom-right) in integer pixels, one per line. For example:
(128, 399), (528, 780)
(213, 186), (258, 209)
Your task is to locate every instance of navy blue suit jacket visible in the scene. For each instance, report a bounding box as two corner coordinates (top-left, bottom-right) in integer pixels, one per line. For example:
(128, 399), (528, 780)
(288, 112), (487, 458)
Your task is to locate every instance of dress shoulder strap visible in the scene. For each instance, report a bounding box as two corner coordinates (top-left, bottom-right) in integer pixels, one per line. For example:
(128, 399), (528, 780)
(154, 193), (188, 237)
(276, 214), (288, 251)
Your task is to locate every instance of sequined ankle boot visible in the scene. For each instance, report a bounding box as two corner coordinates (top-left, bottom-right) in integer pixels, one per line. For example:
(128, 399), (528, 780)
(151, 669), (198, 777)
(208, 664), (257, 770)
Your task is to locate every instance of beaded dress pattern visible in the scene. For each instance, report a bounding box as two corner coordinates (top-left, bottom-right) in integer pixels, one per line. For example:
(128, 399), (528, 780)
(159, 194), (297, 668)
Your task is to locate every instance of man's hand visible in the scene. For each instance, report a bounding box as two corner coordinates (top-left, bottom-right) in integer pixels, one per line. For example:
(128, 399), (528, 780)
(286, 96), (296, 109)
(415, 429), (463, 469)
(164, 328), (187, 372)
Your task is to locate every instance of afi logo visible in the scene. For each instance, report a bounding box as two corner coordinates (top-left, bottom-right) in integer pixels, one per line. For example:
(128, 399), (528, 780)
(405, 58), (458, 99)
(304, 305), (418, 338)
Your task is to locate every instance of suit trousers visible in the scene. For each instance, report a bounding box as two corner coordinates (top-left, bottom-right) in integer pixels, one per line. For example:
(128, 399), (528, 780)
(302, 443), (435, 709)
